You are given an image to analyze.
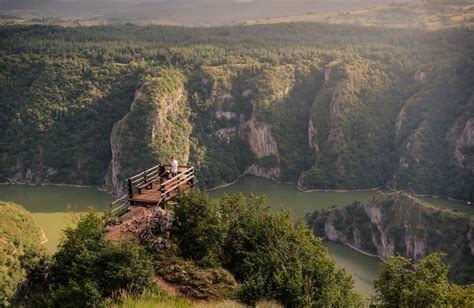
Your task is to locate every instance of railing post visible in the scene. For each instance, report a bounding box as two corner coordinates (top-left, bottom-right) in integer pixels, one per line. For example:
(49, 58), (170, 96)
(160, 183), (165, 198)
(128, 179), (133, 199)
(189, 167), (194, 187)
(143, 171), (147, 183)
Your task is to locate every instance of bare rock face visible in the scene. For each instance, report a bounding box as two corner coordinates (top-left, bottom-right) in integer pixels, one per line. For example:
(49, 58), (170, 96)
(106, 206), (173, 251)
(395, 102), (410, 140)
(363, 204), (394, 258)
(214, 127), (237, 144)
(308, 117), (319, 153)
(453, 118), (474, 170)
(404, 234), (427, 261)
(414, 70), (427, 82)
(238, 109), (282, 179)
(307, 192), (474, 284)
(242, 89), (252, 97)
(239, 117), (278, 159)
(326, 81), (347, 152)
(324, 66), (332, 84)
(324, 220), (347, 242)
(215, 111), (238, 120)
(244, 164), (280, 180)
(468, 217), (474, 256)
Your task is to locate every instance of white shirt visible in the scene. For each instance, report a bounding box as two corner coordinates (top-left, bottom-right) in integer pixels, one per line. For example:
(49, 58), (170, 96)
(171, 160), (178, 173)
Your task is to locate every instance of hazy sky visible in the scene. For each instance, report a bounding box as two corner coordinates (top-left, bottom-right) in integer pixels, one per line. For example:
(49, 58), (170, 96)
(0, 0), (408, 25)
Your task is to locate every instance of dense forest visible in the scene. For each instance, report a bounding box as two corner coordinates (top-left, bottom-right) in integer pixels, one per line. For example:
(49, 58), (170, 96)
(0, 23), (473, 200)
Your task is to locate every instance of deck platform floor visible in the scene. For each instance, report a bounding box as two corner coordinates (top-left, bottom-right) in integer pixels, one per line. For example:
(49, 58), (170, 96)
(130, 182), (192, 206)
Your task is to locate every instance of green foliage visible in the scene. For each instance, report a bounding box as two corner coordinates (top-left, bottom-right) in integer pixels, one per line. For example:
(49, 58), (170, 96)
(372, 253), (474, 307)
(0, 23), (472, 199)
(172, 190), (363, 307)
(153, 250), (237, 301)
(111, 68), (192, 182)
(306, 192), (474, 284)
(35, 209), (154, 307)
(172, 190), (225, 267)
(0, 201), (46, 306)
(104, 289), (190, 308)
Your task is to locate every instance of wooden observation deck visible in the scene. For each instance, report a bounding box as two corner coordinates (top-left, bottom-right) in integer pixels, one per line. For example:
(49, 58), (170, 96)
(110, 164), (195, 216)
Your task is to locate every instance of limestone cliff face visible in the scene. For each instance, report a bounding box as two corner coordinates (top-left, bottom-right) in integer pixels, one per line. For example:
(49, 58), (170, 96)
(239, 102), (281, 179)
(307, 192), (474, 284)
(453, 118), (474, 170)
(203, 66), (290, 182)
(298, 65), (350, 190)
(449, 95), (474, 172)
(105, 70), (192, 196)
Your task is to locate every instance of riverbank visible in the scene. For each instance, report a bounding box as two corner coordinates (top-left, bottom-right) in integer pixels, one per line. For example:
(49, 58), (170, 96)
(297, 185), (381, 193)
(209, 174), (472, 208)
(385, 185), (472, 205)
(0, 182), (102, 189)
(324, 238), (383, 260)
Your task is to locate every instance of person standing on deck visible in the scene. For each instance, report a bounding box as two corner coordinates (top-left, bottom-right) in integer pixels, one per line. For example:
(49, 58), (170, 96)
(171, 157), (178, 177)
(158, 162), (167, 182)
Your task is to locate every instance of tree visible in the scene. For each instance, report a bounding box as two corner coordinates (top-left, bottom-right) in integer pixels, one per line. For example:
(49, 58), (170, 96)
(172, 191), (363, 307)
(0, 201), (47, 306)
(172, 190), (225, 267)
(372, 253), (474, 307)
(38, 209), (154, 307)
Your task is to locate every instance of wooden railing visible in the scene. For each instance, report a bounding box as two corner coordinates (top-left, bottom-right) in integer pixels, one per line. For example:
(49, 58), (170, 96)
(126, 164), (190, 198)
(109, 194), (129, 216)
(160, 166), (195, 200)
(109, 164), (195, 215)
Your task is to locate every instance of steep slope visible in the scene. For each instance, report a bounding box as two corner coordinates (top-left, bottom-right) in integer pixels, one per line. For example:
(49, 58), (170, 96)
(306, 192), (474, 284)
(105, 69), (192, 196)
(0, 201), (45, 305)
(0, 24), (472, 200)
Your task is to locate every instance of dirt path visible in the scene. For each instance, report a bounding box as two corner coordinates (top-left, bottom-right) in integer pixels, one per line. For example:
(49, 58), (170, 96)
(154, 276), (179, 296)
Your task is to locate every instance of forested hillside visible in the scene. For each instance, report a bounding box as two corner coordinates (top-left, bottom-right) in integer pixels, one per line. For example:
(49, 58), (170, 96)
(306, 192), (474, 284)
(0, 201), (46, 305)
(0, 23), (473, 200)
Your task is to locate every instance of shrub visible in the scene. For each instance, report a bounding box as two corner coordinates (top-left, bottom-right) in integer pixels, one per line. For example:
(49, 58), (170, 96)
(172, 190), (225, 267)
(173, 191), (363, 307)
(372, 253), (474, 307)
(0, 201), (47, 306)
(38, 209), (154, 307)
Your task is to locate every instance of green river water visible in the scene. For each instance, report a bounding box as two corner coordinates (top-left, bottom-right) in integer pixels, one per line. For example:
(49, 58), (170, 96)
(1, 176), (472, 298)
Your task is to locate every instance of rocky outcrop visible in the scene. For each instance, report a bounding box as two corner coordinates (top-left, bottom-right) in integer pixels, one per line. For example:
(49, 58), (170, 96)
(105, 70), (192, 196)
(238, 100), (282, 179)
(414, 70), (427, 82)
(106, 206), (172, 251)
(239, 116), (278, 159)
(298, 77), (349, 189)
(468, 218), (474, 255)
(364, 204), (395, 258)
(306, 192), (474, 284)
(308, 117), (319, 152)
(215, 127), (237, 144)
(6, 166), (35, 184)
(326, 81), (347, 152)
(244, 163), (280, 180)
(452, 118), (474, 170)
(205, 67), (286, 181)
(215, 111), (238, 120)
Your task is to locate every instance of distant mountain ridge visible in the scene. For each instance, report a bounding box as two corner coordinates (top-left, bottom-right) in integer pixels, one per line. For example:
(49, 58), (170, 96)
(0, 0), (407, 25)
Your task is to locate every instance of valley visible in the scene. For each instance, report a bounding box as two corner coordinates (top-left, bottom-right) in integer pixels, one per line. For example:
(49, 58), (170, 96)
(1, 178), (471, 297)
(0, 15), (473, 307)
